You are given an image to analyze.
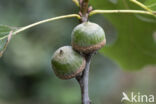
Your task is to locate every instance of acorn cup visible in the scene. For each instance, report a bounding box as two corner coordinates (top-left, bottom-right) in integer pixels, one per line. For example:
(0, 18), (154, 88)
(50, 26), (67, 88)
(51, 46), (86, 79)
(71, 21), (106, 54)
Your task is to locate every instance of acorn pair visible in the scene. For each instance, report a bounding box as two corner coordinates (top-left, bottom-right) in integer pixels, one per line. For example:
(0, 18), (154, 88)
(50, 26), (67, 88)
(51, 22), (106, 79)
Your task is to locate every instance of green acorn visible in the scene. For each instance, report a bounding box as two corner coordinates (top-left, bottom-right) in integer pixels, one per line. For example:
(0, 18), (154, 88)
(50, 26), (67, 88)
(71, 21), (106, 53)
(51, 46), (86, 79)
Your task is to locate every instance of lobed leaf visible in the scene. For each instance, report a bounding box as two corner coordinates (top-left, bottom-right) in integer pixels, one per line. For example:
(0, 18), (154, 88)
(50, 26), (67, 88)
(90, 0), (156, 70)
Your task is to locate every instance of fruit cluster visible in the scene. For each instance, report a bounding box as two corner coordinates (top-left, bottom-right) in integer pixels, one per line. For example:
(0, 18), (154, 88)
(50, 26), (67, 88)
(51, 21), (106, 79)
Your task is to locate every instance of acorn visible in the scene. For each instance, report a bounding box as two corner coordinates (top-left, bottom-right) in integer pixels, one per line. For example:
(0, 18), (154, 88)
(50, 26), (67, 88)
(51, 46), (86, 79)
(71, 21), (106, 53)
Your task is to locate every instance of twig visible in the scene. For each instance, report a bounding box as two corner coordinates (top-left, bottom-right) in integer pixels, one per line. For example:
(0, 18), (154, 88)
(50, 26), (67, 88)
(0, 14), (80, 40)
(130, 0), (156, 17)
(76, 0), (92, 103)
(76, 54), (92, 104)
(79, 0), (89, 22)
(89, 10), (156, 17)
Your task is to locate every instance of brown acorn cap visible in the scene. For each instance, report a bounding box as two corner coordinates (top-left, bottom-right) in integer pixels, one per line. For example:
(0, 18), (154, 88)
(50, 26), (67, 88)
(71, 21), (106, 53)
(72, 39), (106, 54)
(51, 46), (86, 80)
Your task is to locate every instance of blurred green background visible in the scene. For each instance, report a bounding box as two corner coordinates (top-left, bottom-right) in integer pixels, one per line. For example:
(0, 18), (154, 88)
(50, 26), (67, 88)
(0, 0), (156, 104)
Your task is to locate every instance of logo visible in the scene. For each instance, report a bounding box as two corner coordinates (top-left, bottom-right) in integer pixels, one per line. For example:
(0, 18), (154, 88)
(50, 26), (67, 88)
(121, 92), (155, 103)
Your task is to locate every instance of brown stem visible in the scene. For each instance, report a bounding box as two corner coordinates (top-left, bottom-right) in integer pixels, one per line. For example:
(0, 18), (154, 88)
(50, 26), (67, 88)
(79, 0), (89, 22)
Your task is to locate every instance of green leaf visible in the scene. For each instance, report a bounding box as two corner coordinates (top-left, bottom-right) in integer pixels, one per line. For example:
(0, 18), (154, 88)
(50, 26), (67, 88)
(0, 39), (7, 50)
(0, 25), (13, 57)
(144, 0), (156, 11)
(90, 0), (156, 70)
(0, 25), (12, 38)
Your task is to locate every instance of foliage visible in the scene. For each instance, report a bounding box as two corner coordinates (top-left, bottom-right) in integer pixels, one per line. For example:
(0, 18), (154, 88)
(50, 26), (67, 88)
(0, 25), (15, 57)
(144, 0), (156, 10)
(90, 0), (156, 70)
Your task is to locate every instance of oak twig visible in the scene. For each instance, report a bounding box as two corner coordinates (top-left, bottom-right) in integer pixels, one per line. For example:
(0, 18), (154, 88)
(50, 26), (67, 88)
(89, 10), (156, 16)
(76, 0), (92, 104)
(76, 54), (92, 104)
(79, 0), (89, 22)
(130, 0), (156, 17)
(0, 14), (80, 40)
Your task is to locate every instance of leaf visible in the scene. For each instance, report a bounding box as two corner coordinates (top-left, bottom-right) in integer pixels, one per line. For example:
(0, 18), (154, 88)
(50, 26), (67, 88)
(0, 25), (12, 38)
(0, 25), (13, 57)
(90, 0), (156, 70)
(144, 0), (156, 11)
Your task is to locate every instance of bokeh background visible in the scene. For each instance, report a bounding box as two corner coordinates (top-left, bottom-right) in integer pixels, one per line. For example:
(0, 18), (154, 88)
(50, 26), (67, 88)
(0, 0), (156, 104)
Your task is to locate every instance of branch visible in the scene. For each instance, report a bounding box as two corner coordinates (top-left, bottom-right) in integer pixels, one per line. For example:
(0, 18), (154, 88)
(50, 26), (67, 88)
(80, 0), (89, 15)
(79, 0), (89, 22)
(76, 54), (92, 104)
(0, 14), (80, 40)
(89, 10), (156, 17)
(130, 0), (156, 17)
(76, 0), (92, 104)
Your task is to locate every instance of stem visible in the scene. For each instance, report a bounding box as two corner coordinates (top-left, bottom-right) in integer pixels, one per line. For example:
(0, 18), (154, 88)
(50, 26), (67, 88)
(89, 10), (156, 17)
(130, 0), (156, 17)
(80, 0), (89, 22)
(76, 0), (92, 104)
(0, 14), (80, 40)
(72, 0), (80, 7)
(76, 54), (92, 104)
(80, 0), (89, 15)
